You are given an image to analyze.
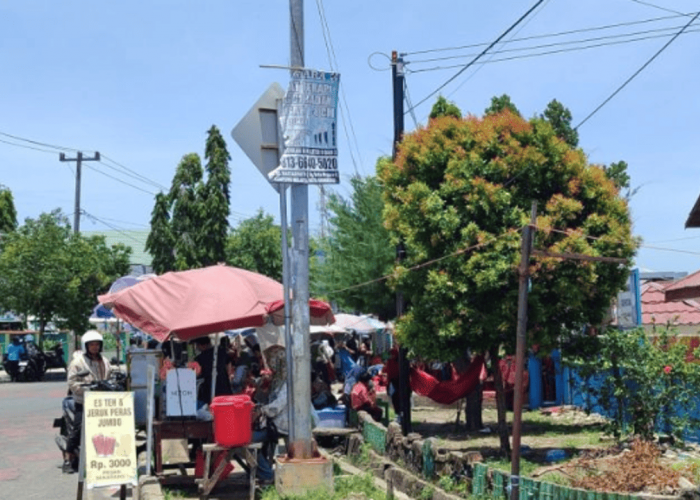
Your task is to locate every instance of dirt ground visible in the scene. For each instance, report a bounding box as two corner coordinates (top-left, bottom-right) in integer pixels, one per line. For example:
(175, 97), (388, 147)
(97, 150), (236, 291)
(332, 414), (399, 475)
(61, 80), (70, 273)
(408, 398), (700, 495)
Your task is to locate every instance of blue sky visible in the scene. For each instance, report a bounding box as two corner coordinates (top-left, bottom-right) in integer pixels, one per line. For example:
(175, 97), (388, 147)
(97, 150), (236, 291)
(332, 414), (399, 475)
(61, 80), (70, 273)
(2, 0), (700, 273)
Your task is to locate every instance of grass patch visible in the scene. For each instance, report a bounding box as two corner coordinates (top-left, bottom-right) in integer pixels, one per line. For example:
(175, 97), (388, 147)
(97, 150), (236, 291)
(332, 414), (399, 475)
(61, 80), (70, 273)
(260, 472), (385, 500)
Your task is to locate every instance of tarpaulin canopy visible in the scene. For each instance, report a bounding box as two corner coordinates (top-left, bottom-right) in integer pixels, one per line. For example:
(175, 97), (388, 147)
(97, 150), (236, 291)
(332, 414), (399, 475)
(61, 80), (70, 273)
(99, 265), (285, 342)
(98, 265), (332, 342)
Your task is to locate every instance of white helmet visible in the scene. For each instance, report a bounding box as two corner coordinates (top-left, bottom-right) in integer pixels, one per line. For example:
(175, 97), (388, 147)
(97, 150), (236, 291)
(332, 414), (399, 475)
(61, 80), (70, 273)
(81, 330), (104, 352)
(24, 334), (34, 343)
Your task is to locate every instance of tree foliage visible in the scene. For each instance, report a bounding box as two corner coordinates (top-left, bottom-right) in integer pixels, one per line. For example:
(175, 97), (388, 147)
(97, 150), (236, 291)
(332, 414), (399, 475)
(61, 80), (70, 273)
(317, 175), (395, 319)
(147, 125), (232, 273)
(484, 94), (521, 117)
(430, 96), (462, 120)
(226, 210), (283, 281)
(541, 99), (579, 148)
(0, 210), (131, 335)
(377, 107), (638, 361)
(0, 185), (17, 235)
(145, 192), (175, 274)
(201, 125), (231, 266)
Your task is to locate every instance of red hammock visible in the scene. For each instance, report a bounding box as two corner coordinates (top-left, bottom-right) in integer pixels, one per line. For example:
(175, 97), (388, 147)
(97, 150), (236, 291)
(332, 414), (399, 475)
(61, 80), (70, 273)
(409, 355), (485, 405)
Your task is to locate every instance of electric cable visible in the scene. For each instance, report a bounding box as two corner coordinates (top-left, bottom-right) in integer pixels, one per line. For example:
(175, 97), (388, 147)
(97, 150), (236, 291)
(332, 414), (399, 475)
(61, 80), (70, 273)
(100, 154), (168, 191)
(81, 211), (148, 245)
(83, 163), (157, 196)
(327, 226), (523, 295)
(0, 137), (63, 154)
(403, 12), (694, 57)
(407, 26), (700, 74)
(628, 0), (688, 16)
(409, 23), (695, 66)
(403, 79), (420, 129)
(315, 0), (362, 175)
(407, 0), (549, 113)
(0, 130), (82, 152)
(575, 10), (700, 130)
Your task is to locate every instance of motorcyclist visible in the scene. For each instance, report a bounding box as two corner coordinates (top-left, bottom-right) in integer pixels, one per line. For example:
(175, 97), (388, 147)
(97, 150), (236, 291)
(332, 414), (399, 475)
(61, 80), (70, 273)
(24, 334), (46, 379)
(63, 330), (112, 473)
(5, 336), (25, 381)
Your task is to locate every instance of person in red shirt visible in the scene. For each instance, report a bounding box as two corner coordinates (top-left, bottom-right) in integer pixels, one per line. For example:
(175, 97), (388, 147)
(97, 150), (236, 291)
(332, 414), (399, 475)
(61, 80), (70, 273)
(350, 371), (383, 422)
(382, 346), (400, 415)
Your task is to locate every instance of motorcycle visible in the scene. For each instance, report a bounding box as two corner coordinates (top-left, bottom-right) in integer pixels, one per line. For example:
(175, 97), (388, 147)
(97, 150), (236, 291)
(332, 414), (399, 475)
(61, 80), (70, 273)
(43, 343), (67, 371)
(53, 369), (127, 472)
(2, 352), (42, 382)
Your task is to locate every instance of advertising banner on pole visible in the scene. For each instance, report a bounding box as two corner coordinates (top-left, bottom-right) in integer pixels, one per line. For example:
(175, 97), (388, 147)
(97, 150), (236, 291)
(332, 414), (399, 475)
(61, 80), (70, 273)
(84, 391), (138, 488)
(270, 68), (340, 184)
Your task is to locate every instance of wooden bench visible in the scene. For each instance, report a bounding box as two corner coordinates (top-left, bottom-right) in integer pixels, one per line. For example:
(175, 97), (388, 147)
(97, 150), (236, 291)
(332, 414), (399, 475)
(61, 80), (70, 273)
(196, 441), (261, 500)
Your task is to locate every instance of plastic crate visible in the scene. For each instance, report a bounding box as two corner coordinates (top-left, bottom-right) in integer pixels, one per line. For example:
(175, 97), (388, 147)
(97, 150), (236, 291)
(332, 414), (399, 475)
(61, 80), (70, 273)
(316, 405), (347, 428)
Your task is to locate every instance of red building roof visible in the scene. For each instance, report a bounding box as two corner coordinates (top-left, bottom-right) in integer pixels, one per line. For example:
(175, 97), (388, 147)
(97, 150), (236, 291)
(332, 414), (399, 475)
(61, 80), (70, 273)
(642, 280), (700, 326)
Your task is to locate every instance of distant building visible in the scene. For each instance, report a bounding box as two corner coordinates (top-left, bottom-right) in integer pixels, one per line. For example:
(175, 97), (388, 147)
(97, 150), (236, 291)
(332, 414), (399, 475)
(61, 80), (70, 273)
(82, 229), (153, 276)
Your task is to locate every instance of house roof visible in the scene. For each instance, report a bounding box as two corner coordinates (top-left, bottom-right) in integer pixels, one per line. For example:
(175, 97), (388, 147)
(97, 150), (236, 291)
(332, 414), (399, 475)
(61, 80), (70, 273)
(642, 280), (700, 326)
(82, 230), (152, 266)
(663, 268), (700, 302)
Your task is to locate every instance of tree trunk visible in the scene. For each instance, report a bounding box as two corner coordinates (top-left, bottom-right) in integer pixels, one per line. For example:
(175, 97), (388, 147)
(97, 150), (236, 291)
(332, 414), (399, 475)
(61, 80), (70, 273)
(465, 382), (483, 431)
(491, 347), (512, 457)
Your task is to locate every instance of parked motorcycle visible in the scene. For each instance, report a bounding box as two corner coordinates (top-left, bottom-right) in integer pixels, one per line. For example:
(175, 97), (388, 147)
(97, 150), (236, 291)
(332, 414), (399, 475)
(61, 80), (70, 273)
(53, 369), (127, 472)
(43, 343), (67, 371)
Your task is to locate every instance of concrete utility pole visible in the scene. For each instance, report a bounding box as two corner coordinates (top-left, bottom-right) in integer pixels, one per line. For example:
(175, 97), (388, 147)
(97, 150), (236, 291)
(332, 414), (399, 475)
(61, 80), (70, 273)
(392, 50), (412, 435)
(59, 151), (101, 234)
(288, 0), (314, 459)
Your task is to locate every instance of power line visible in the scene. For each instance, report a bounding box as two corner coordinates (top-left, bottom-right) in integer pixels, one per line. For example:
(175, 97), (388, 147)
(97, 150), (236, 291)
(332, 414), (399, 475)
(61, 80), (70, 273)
(629, 0), (688, 16)
(315, 0), (362, 174)
(402, 12), (693, 57)
(408, 0), (547, 114)
(408, 23), (694, 66)
(84, 163), (157, 196)
(575, 10), (700, 130)
(0, 130), (82, 153)
(0, 137), (58, 154)
(82, 210), (148, 245)
(407, 27), (700, 74)
(100, 154), (168, 191)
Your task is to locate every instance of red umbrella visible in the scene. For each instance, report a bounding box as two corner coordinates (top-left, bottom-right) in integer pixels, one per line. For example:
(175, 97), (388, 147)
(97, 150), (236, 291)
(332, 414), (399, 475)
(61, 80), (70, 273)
(98, 265), (284, 342)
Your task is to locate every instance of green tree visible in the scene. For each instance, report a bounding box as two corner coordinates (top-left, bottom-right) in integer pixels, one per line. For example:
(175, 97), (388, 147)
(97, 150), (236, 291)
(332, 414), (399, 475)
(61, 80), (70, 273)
(430, 96), (462, 120)
(318, 175), (395, 319)
(541, 99), (579, 148)
(0, 210), (130, 337)
(201, 125), (231, 266)
(377, 105), (637, 454)
(0, 185), (17, 235)
(145, 192), (175, 274)
(226, 210), (283, 281)
(169, 153), (205, 270)
(484, 94), (521, 116)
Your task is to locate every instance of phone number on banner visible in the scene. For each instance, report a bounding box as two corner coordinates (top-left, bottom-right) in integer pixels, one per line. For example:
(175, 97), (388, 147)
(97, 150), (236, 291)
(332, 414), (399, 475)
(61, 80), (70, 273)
(281, 155), (337, 171)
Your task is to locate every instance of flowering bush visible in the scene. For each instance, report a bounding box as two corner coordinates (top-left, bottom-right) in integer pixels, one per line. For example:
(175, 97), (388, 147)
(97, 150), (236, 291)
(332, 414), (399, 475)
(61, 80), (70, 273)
(568, 326), (700, 442)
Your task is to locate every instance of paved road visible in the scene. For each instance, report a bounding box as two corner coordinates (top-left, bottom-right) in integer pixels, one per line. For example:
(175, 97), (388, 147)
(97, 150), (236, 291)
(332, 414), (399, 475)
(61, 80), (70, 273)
(0, 369), (135, 500)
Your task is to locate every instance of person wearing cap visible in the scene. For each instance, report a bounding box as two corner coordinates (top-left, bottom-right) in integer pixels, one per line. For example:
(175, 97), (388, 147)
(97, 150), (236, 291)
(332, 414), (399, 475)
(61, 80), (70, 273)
(64, 330), (113, 473)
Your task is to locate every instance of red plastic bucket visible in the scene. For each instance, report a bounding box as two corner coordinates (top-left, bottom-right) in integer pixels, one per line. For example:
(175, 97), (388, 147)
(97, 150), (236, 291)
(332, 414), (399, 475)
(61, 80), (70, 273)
(210, 394), (254, 447)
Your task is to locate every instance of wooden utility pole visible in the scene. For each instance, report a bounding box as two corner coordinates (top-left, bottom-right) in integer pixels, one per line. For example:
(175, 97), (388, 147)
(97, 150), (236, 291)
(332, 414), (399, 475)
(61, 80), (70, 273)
(59, 151), (101, 234)
(510, 201), (537, 500)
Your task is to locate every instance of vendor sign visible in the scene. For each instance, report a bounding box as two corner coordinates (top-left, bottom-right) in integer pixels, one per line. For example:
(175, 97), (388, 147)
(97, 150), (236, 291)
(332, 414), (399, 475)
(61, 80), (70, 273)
(84, 392), (137, 488)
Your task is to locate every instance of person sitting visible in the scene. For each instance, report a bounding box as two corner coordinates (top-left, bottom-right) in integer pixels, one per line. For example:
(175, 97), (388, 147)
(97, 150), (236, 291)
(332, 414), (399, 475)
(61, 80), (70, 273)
(350, 371), (383, 423)
(251, 381), (289, 483)
(64, 330), (113, 473)
(311, 372), (337, 410)
(192, 336), (232, 408)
